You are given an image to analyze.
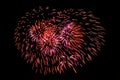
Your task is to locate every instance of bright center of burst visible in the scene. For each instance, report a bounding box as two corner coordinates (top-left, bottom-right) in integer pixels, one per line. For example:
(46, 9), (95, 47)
(42, 27), (59, 49)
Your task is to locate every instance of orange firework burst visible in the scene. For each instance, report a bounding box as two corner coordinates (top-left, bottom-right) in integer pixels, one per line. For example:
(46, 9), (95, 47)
(14, 6), (105, 75)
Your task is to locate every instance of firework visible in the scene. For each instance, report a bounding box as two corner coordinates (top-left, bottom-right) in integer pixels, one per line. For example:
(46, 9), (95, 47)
(14, 6), (105, 75)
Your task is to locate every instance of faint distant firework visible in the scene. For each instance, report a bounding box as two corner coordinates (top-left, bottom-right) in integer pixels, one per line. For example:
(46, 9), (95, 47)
(14, 6), (105, 75)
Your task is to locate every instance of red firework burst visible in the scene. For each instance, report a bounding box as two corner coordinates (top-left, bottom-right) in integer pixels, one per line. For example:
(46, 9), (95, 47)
(14, 6), (105, 75)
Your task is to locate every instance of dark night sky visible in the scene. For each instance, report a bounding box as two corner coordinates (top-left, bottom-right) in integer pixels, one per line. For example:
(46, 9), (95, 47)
(1, 0), (117, 80)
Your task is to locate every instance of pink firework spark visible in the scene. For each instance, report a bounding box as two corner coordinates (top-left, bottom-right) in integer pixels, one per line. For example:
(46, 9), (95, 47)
(14, 6), (105, 75)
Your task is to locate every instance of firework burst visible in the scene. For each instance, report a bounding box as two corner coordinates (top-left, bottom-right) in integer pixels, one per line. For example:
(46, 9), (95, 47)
(14, 6), (105, 75)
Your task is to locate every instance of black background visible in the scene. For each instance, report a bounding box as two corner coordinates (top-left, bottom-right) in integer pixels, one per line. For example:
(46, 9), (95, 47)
(1, 0), (117, 80)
